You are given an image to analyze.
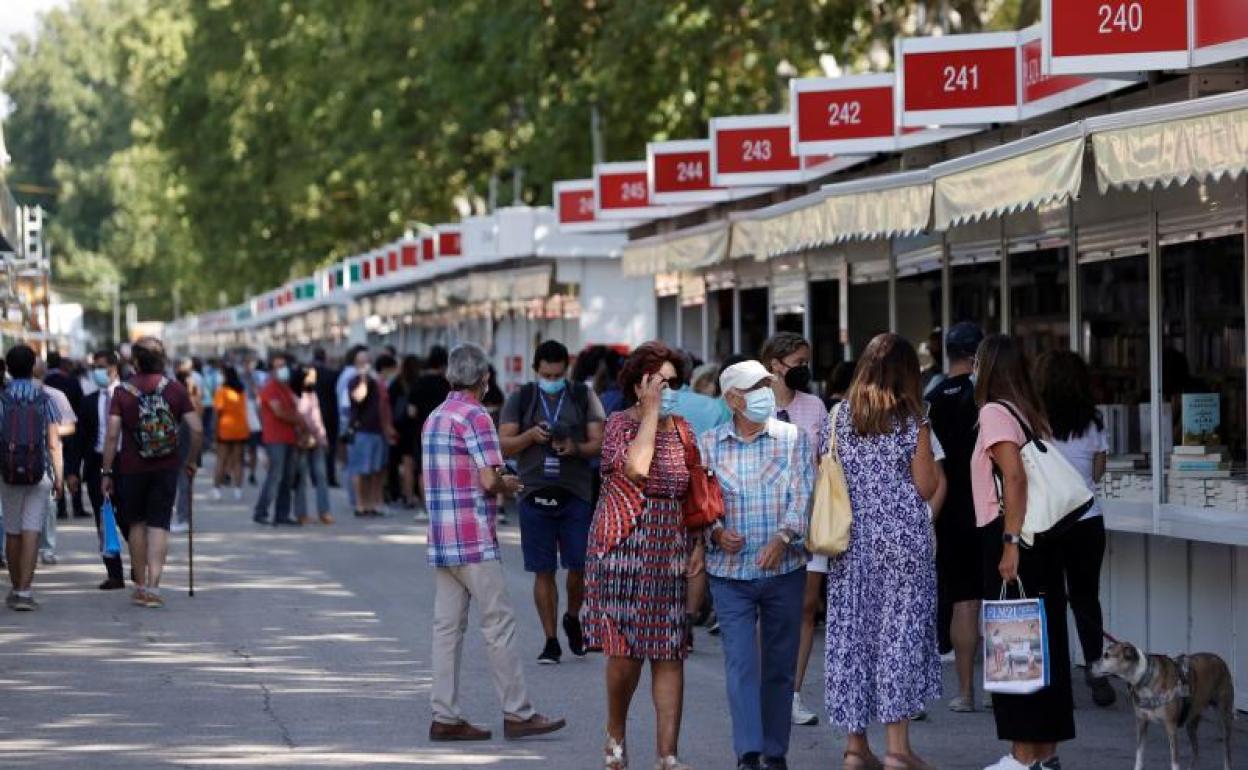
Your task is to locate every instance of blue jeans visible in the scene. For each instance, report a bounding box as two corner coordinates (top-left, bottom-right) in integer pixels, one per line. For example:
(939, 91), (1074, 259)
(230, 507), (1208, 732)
(294, 446), (331, 518)
(254, 443), (297, 522)
(709, 569), (805, 760)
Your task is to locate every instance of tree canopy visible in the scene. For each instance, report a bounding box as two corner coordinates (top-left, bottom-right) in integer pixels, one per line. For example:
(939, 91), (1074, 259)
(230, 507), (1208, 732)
(1, 0), (1036, 325)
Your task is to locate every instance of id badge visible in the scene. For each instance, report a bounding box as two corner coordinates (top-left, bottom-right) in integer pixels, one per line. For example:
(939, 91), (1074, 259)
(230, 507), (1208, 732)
(543, 454), (561, 479)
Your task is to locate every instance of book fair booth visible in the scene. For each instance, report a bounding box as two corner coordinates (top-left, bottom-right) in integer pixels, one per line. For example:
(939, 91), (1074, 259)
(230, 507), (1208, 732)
(167, 5), (1248, 705)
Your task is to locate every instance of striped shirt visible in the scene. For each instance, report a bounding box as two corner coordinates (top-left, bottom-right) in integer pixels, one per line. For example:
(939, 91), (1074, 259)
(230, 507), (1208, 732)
(422, 391), (505, 568)
(699, 418), (814, 581)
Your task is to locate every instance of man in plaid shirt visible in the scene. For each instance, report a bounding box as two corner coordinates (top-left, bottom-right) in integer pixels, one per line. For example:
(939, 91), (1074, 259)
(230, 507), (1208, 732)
(422, 343), (566, 743)
(699, 360), (814, 770)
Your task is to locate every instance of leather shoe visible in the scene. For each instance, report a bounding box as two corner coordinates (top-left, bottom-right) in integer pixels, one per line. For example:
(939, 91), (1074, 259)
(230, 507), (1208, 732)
(429, 720), (492, 742)
(503, 713), (566, 740)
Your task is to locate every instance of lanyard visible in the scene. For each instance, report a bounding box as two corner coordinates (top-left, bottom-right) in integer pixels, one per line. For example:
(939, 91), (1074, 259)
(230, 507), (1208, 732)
(538, 387), (566, 426)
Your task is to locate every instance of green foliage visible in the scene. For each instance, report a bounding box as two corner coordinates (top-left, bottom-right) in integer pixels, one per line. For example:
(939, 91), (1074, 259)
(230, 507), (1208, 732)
(3, 0), (1025, 323)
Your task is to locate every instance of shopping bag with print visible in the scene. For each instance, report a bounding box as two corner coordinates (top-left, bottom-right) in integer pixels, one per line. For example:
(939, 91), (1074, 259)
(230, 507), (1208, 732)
(982, 579), (1050, 695)
(100, 497), (122, 558)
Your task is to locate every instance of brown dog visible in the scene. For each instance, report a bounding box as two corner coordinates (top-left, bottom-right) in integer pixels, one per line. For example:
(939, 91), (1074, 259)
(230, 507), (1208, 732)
(1091, 641), (1234, 770)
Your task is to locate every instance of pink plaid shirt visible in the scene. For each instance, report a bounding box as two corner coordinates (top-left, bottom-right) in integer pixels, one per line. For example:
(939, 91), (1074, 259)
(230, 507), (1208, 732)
(421, 391), (505, 567)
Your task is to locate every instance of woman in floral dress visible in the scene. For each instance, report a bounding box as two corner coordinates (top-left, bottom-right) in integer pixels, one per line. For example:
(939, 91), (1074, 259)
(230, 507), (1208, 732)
(583, 341), (705, 770)
(824, 333), (943, 770)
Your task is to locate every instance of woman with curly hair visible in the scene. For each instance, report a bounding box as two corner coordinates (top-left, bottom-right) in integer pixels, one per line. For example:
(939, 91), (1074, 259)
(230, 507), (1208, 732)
(583, 341), (705, 770)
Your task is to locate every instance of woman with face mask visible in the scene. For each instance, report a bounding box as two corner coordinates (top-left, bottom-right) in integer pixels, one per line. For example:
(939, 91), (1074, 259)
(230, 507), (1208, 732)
(583, 341), (705, 770)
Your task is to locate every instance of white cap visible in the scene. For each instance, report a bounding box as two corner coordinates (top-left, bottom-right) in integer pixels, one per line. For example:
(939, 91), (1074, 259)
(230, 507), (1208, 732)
(719, 360), (774, 394)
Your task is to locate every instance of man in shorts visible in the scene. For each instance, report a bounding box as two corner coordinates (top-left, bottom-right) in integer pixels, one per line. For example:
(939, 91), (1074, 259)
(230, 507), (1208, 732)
(102, 337), (202, 609)
(1, 345), (65, 611)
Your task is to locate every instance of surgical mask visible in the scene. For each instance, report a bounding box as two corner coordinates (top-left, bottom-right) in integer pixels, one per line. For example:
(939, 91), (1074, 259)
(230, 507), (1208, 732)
(743, 388), (776, 424)
(660, 388), (678, 417)
(783, 364), (812, 393)
(91, 368), (110, 388)
(537, 378), (566, 396)
(275, 366), (291, 383)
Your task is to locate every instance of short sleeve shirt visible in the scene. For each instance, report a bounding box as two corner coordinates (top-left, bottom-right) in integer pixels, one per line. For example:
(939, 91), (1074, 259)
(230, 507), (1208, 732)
(776, 390), (828, 447)
(422, 391), (506, 567)
(926, 373), (979, 517)
(1052, 423), (1109, 520)
(499, 382), (605, 502)
(110, 374), (193, 475)
(970, 402), (1029, 527)
(42, 385), (75, 429)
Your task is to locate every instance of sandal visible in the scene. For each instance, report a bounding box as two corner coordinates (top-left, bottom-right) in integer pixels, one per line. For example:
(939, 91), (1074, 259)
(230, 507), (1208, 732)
(604, 735), (627, 769)
(844, 751), (884, 770)
(884, 753), (936, 770)
(654, 757), (691, 770)
(131, 589), (149, 607)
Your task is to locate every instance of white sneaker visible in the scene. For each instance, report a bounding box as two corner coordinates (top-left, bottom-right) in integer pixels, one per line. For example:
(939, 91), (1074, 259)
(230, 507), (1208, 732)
(791, 692), (818, 725)
(983, 755), (1030, 770)
(169, 520), (189, 534)
(233, 488), (243, 501)
(210, 487), (223, 501)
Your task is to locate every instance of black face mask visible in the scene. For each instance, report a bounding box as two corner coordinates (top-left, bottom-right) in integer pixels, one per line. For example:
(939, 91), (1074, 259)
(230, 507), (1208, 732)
(784, 365), (812, 393)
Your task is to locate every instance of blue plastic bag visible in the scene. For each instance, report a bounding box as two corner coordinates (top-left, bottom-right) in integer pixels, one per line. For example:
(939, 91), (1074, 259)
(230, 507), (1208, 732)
(101, 497), (122, 558)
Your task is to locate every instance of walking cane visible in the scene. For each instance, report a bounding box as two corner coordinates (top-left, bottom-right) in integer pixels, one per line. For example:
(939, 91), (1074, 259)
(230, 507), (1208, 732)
(187, 471), (195, 598)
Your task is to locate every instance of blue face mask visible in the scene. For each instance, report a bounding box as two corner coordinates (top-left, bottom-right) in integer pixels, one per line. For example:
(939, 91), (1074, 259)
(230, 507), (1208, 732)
(743, 388), (776, 424)
(91, 368), (110, 388)
(660, 387), (678, 417)
(275, 366), (291, 384)
(537, 378), (566, 395)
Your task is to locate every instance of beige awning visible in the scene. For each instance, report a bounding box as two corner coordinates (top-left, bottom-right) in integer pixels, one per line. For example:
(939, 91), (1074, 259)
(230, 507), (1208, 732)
(933, 123), (1085, 230)
(621, 221), (729, 276)
(1088, 89), (1248, 193)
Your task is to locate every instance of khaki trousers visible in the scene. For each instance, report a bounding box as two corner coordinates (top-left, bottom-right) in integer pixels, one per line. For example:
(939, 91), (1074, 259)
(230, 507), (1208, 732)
(430, 559), (535, 724)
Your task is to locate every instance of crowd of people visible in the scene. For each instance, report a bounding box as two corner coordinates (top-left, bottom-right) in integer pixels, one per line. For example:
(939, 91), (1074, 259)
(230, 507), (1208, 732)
(0, 325), (1120, 770)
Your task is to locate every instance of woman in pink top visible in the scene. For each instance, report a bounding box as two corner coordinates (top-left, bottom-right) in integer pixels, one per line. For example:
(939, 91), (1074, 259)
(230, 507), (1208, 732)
(293, 366), (333, 525)
(970, 336), (1074, 770)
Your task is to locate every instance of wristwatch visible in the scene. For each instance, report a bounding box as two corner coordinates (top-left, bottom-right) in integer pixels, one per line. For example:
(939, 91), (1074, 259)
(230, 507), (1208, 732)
(1001, 532), (1022, 545)
(101, 469), (114, 477)
(776, 529), (795, 546)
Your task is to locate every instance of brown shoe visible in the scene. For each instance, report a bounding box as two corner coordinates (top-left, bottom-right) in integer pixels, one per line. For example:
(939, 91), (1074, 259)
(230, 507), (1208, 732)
(429, 720), (492, 742)
(297, 515), (312, 526)
(503, 713), (566, 740)
(319, 513), (335, 525)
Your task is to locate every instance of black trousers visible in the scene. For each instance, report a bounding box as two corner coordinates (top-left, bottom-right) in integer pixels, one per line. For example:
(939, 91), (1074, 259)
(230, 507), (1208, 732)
(83, 452), (127, 583)
(323, 420), (339, 485)
(1061, 516), (1108, 666)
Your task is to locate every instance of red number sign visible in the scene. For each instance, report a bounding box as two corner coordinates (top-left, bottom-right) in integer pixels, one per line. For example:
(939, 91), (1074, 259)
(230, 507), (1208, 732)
(791, 74), (898, 155)
(401, 243), (419, 267)
(598, 169), (651, 210)
(556, 185), (596, 224)
(1193, 0), (1248, 65)
(647, 139), (758, 204)
(421, 236), (435, 262)
(1043, 0), (1189, 73)
(438, 229), (462, 257)
(711, 115), (810, 186)
(374, 254), (386, 277)
(387, 249), (398, 272)
(899, 32), (1020, 126)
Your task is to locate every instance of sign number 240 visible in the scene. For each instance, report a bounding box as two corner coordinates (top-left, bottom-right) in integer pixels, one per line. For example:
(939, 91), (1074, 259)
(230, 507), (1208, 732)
(1098, 2), (1143, 34)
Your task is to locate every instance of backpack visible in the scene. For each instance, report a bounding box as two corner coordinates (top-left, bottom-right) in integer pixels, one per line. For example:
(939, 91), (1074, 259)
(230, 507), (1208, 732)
(0, 391), (49, 486)
(121, 377), (180, 460)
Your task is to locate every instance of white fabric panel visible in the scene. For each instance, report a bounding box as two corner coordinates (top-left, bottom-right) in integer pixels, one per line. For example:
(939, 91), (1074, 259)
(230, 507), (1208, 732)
(934, 137), (1085, 230)
(621, 222), (728, 276)
(1092, 103), (1248, 193)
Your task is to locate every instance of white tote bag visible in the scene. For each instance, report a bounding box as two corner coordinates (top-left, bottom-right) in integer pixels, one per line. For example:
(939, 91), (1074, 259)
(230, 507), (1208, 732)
(991, 401), (1093, 546)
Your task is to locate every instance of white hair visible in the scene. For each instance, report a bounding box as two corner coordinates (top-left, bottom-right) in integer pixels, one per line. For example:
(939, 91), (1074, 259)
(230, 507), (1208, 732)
(446, 343), (491, 390)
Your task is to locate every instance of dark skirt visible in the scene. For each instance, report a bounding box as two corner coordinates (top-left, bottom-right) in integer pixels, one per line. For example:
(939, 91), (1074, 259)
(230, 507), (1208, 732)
(982, 517), (1076, 744)
(582, 497), (688, 661)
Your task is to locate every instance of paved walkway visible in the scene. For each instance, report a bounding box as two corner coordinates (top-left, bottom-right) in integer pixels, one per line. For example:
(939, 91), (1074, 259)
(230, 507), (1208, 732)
(0, 467), (1243, 768)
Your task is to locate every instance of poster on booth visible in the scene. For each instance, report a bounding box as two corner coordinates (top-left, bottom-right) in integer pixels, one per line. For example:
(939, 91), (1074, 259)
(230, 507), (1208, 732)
(983, 595), (1050, 695)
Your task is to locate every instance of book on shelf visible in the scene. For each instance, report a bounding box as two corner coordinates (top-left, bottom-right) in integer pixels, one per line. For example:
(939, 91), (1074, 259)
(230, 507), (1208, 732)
(1170, 460), (1229, 472)
(1173, 445), (1227, 456)
(1181, 393), (1222, 448)
(1139, 403), (1173, 457)
(1170, 469), (1233, 478)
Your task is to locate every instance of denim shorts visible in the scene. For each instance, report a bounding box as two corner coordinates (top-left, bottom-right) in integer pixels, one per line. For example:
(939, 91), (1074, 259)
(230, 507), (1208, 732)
(346, 432), (388, 476)
(518, 491), (592, 573)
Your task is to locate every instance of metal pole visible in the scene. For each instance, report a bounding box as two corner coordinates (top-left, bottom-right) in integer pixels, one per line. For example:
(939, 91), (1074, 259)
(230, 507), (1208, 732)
(1068, 200), (1082, 354)
(940, 234), (952, 371)
(112, 281), (121, 345)
(591, 104), (605, 166)
(1148, 189), (1163, 532)
(999, 216), (1011, 335)
(513, 167), (524, 206)
(887, 244), (898, 333)
(701, 295), (710, 363)
(838, 259), (850, 361)
(732, 285), (742, 354)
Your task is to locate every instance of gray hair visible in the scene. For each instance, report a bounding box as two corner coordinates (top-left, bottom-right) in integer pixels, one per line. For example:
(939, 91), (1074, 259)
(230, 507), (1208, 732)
(446, 343), (492, 390)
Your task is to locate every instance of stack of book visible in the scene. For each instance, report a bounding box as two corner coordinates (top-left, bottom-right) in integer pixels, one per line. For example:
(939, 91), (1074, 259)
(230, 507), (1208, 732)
(1169, 445), (1231, 477)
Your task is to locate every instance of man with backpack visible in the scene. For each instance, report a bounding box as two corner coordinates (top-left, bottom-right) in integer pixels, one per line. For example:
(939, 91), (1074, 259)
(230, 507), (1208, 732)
(101, 337), (201, 609)
(499, 340), (604, 664)
(1, 344), (65, 611)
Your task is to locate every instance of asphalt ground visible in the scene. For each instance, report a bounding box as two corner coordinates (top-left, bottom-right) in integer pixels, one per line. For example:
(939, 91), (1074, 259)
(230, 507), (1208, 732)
(1, 461), (1244, 769)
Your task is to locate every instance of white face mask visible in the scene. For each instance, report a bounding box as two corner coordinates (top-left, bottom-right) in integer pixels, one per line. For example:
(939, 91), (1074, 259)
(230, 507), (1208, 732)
(742, 388), (776, 424)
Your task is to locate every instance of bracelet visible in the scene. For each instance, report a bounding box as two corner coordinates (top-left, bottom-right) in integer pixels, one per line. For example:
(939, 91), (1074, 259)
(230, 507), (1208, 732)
(101, 469), (114, 477)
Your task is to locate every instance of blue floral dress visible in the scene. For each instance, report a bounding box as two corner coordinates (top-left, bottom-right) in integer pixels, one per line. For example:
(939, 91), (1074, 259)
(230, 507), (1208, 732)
(824, 407), (942, 732)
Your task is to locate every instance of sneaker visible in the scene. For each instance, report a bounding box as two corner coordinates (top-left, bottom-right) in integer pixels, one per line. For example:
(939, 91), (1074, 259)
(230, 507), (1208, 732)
(497, 513), (509, 525)
(912, 709), (928, 721)
(537, 637), (562, 665)
(144, 591), (165, 609)
(948, 695), (975, 713)
(98, 578), (126, 591)
(708, 618), (721, 636)
(5, 591), (18, 610)
(763, 757), (788, 770)
(1087, 671), (1117, 707)
(656, 757), (692, 770)
(210, 487), (223, 501)
(414, 509), (430, 523)
(233, 488), (244, 501)
(791, 693), (818, 725)
(169, 520), (189, 534)
(39, 551), (57, 566)
(563, 613), (586, 657)
(737, 752), (763, 770)
(132, 589), (150, 607)
(983, 755), (1031, 770)
(12, 595), (38, 611)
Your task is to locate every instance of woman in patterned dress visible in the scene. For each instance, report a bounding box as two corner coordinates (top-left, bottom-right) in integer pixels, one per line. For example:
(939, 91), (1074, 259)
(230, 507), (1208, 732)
(823, 333), (943, 770)
(583, 341), (705, 770)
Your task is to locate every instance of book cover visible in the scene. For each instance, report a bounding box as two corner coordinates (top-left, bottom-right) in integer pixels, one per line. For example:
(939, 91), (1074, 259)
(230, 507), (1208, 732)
(1181, 393), (1221, 447)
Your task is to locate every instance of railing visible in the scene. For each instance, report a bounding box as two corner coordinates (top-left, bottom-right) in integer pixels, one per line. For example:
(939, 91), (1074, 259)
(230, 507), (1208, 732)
(0, 181), (19, 254)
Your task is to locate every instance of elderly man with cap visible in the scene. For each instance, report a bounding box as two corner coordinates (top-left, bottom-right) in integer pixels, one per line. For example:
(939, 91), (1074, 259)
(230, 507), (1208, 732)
(698, 360), (814, 770)
(924, 321), (985, 713)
